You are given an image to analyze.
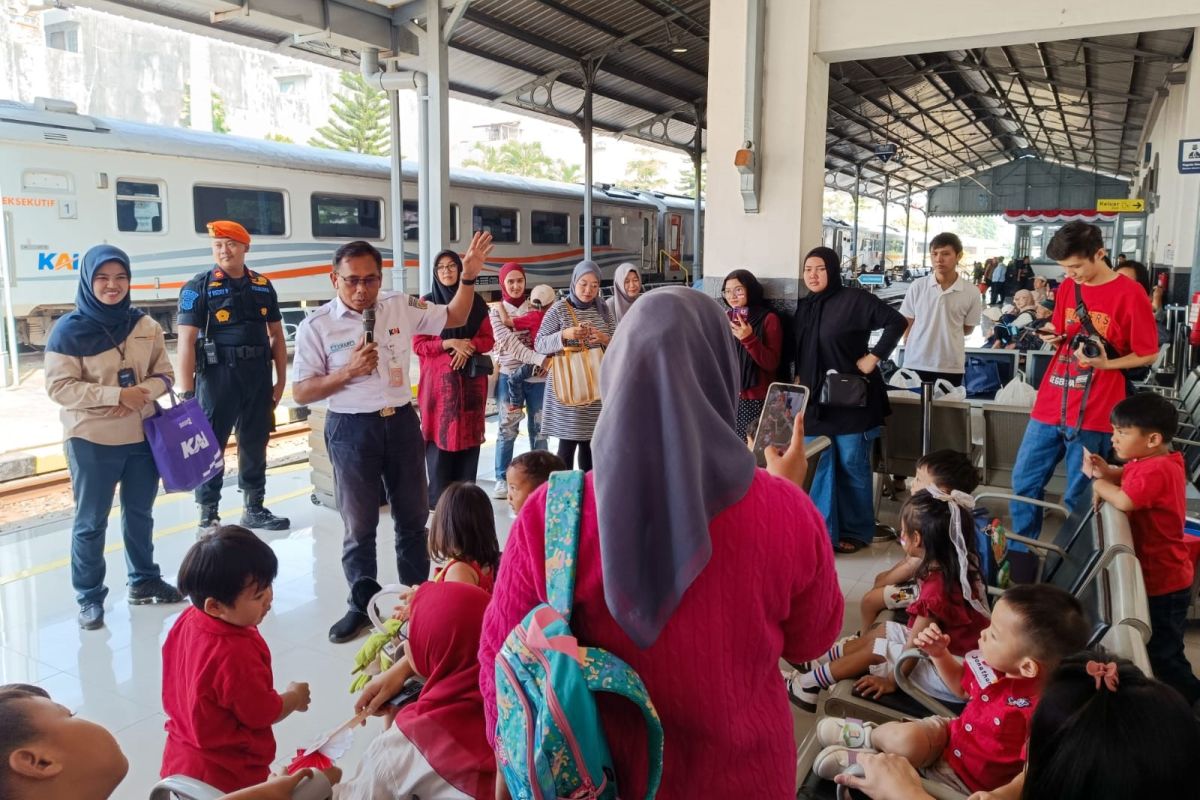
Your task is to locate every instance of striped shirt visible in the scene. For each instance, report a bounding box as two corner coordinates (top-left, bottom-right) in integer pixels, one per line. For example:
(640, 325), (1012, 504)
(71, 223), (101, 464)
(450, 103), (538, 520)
(535, 300), (614, 441)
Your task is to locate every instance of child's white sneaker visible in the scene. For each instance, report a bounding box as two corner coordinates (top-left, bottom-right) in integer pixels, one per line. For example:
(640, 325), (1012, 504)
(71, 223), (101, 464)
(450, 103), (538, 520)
(813, 744), (877, 780)
(786, 669), (819, 713)
(816, 716), (875, 749)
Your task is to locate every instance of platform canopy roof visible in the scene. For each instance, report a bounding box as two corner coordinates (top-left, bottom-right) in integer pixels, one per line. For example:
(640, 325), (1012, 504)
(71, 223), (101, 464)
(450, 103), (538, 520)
(826, 28), (1194, 202)
(73, 0), (709, 155)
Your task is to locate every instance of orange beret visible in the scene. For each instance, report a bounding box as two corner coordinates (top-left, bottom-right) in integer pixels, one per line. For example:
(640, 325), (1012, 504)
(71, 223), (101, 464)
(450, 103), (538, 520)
(206, 220), (251, 245)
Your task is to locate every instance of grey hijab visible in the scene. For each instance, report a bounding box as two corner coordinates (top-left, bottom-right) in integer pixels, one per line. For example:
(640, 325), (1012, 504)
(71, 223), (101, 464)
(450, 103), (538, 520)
(567, 260), (611, 324)
(592, 287), (757, 648)
(609, 262), (640, 323)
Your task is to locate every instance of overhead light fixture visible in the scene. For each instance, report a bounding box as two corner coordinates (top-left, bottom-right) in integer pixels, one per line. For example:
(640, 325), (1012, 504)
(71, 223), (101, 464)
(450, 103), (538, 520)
(672, 45), (688, 54)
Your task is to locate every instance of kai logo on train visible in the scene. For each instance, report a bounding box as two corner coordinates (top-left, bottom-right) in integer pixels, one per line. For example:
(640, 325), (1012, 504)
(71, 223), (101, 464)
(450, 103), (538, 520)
(37, 252), (80, 271)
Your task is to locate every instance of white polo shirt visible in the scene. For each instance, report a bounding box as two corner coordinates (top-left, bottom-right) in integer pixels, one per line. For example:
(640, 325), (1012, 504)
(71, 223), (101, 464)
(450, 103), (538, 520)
(292, 291), (448, 413)
(899, 274), (983, 374)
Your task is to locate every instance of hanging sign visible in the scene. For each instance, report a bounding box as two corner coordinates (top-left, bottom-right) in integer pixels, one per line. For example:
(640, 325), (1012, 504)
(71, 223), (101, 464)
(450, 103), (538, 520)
(1181, 138), (1200, 174)
(874, 143), (897, 163)
(1095, 198), (1144, 212)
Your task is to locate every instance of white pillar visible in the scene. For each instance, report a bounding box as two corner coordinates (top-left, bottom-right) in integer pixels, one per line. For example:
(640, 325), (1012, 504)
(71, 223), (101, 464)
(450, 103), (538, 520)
(705, 0), (828, 293)
(1177, 29), (1200, 295)
(423, 0), (451, 296)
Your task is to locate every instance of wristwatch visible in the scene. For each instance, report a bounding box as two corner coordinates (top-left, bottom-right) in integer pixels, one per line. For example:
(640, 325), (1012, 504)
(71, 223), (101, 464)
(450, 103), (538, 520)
(461, 277), (477, 285)
(180, 390), (195, 400)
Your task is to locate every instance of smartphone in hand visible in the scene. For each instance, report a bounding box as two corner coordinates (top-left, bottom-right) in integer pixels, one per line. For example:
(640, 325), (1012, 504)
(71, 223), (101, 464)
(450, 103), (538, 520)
(751, 382), (810, 468)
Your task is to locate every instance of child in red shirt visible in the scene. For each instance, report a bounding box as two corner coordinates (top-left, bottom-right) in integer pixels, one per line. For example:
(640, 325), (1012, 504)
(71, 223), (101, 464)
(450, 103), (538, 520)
(1086, 392), (1200, 705)
(161, 526), (311, 792)
(788, 488), (991, 711)
(811, 584), (1090, 795)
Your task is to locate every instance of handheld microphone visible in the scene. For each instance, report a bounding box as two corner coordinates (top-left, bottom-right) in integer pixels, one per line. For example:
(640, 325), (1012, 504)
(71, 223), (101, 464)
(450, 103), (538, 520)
(363, 307), (376, 344)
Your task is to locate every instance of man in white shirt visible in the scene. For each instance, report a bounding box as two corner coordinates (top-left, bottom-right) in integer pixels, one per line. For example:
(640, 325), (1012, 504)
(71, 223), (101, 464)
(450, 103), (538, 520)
(899, 232), (982, 386)
(292, 233), (493, 642)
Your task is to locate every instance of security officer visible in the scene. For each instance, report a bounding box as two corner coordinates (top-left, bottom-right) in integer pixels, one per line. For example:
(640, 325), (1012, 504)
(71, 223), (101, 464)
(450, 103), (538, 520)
(177, 220), (290, 534)
(292, 232), (492, 643)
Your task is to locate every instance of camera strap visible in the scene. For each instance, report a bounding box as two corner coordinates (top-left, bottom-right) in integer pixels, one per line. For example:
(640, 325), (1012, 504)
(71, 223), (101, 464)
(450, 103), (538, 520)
(1056, 281), (1109, 441)
(1073, 282), (1120, 359)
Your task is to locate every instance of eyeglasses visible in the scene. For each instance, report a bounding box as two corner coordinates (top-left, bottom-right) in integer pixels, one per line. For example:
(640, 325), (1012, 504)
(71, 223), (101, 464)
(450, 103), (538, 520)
(337, 275), (381, 289)
(722, 288), (747, 297)
(435, 263), (459, 273)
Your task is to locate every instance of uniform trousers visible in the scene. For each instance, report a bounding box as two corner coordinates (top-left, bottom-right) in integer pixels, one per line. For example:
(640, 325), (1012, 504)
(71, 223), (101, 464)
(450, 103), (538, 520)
(195, 357), (273, 507)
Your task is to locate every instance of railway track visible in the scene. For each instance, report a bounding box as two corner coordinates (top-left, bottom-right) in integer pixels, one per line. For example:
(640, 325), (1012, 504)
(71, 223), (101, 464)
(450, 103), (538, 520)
(0, 423), (312, 506)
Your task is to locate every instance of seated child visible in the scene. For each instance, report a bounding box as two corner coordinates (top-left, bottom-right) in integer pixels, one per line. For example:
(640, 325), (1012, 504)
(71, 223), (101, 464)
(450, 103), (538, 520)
(831, 652), (1198, 800)
(506, 449), (568, 517)
(339, 582), (497, 800)
(813, 583), (1090, 795)
(429, 481), (501, 592)
(857, 450), (988, 634)
(162, 526), (311, 792)
(1, 683), (338, 800)
(1085, 392), (1200, 705)
(788, 488), (992, 711)
(495, 283), (556, 408)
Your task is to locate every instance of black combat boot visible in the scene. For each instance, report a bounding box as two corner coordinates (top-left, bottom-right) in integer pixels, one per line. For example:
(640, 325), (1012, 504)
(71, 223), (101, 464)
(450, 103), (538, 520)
(241, 499), (290, 531)
(198, 504), (220, 537)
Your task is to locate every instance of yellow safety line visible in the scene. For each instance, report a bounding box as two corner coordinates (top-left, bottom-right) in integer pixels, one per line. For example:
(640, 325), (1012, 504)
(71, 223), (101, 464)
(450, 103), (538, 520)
(0, 469), (315, 587)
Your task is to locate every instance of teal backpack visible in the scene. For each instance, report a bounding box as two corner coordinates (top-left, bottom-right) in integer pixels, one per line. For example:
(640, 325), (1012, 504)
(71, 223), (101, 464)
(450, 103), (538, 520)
(494, 470), (664, 800)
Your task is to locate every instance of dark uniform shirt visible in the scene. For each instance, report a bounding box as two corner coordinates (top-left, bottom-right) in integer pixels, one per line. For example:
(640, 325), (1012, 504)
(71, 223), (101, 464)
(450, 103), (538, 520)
(177, 267), (282, 346)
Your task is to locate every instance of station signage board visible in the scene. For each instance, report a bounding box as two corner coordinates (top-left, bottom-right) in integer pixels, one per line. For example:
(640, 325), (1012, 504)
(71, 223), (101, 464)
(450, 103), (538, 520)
(857, 273), (886, 286)
(874, 143), (897, 163)
(1095, 198), (1145, 213)
(1181, 138), (1200, 174)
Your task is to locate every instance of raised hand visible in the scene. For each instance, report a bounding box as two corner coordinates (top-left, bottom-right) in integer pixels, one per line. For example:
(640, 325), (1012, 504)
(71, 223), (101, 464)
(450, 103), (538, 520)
(462, 231), (495, 281)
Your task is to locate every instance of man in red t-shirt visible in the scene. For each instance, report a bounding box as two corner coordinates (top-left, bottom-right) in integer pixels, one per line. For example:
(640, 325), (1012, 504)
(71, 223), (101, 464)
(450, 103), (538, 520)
(1086, 392), (1200, 705)
(1007, 222), (1158, 579)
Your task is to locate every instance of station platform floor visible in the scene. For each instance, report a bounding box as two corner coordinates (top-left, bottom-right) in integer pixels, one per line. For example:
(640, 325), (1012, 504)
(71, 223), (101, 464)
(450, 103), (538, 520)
(1, 425), (1196, 798)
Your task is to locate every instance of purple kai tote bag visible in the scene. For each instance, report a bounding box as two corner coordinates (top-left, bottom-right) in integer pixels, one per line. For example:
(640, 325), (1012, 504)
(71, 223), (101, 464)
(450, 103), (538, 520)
(143, 379), (223, 492)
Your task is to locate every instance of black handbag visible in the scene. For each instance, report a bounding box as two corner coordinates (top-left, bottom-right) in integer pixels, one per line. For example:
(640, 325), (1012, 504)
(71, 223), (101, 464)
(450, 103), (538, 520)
(464, 353), (494, 378)
(819, 370), (869, 408)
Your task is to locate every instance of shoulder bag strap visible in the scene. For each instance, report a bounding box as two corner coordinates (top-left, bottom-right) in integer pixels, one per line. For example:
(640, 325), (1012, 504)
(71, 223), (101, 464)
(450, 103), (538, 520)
(544, 470), (585, 619)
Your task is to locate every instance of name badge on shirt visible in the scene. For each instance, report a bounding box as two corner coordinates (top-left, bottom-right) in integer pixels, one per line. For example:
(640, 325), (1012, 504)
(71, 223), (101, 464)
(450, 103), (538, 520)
(389, 360), (406, 387)
(965, 650), (998, 689)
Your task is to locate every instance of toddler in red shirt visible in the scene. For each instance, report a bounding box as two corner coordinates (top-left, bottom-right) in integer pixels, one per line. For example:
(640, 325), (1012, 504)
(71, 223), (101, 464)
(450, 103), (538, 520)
(161, 526), (311, 792)
(811, 584), (1090, 795)
(1085, 392), (1200, 705)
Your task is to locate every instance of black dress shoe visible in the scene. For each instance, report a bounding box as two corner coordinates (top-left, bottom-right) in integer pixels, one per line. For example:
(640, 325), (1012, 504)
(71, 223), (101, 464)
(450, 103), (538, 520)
(78, 603), (105, 630)
(127, 578), (184, 605)
(328, 610), (370, 643)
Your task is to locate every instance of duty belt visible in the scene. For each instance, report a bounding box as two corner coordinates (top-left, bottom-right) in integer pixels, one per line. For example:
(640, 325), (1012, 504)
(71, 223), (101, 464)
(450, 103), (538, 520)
(218, 345), (268, 360)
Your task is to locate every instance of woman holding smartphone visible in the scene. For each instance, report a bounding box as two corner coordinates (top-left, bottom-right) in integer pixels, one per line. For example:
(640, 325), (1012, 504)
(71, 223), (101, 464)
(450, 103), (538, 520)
(44, 244), (179, 630)
(722, 269), (783, 440)
(792, 247), (906, 553)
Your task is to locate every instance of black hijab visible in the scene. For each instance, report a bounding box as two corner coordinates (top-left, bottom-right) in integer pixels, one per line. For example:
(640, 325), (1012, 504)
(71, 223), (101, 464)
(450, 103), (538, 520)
(424, 249), (488, 340)
(793, 247), (845, 394)
(721, 269), (769, 392)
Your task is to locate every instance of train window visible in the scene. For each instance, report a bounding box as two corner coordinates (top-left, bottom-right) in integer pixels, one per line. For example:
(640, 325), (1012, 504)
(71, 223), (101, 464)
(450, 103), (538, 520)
(402, 201), (461, 242)
(473, 206), (518, 243)
(531, 211), (569, 245)
(579, 215), (612, 247)
(116, 180), (164, 233)
(193, 185), (286, 236)
(642, 217), (651, 247)
(311, 194), (382, 239)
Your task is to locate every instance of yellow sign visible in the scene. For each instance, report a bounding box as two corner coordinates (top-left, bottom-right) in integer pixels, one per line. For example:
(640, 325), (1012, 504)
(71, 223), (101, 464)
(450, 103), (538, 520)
(1096, 198), (1145, 212)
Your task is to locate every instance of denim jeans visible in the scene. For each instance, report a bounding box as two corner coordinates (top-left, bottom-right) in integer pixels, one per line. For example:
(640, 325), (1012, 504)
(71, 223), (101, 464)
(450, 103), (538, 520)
(1008, 419), (1112, 548)
(806, 427), (881, 547)
(66, 438), (162, 607)
(494, 372), (547, 482)
(1147, 588), (1200, 705)
(326, 405), (430, 605)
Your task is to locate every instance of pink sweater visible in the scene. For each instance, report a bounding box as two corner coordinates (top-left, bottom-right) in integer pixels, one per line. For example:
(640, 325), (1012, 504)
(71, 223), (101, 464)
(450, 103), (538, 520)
(478, 470), (843, 799)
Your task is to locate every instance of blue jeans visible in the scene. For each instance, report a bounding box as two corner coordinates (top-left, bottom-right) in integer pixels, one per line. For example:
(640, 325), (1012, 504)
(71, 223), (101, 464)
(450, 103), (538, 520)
(1008, 419), (1112, 548)
(494, 373), (547, 482)
(66, 438), (162, 607)
(806, 427), (881, 547)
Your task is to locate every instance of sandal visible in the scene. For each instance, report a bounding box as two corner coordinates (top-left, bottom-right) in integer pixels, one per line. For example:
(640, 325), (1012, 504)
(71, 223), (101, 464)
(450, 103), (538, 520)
(833, 539), (865, 554)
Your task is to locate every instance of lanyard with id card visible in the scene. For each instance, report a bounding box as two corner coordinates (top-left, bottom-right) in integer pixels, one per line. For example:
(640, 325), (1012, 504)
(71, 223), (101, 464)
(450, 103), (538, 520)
(103, 325), (137, 388)
(386, 331), (406, 387)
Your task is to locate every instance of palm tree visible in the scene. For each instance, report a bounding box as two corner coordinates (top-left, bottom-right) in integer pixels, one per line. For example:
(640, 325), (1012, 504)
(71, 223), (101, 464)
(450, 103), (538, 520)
(624, 158), (666, 191)
(464, 141), (556, 179)
(554, 160), (582, 183)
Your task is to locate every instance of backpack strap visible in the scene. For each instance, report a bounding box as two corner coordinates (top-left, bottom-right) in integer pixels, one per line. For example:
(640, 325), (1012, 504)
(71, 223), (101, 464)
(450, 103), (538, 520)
(581, 647), (665, 800)
(544, 470), (585, 619)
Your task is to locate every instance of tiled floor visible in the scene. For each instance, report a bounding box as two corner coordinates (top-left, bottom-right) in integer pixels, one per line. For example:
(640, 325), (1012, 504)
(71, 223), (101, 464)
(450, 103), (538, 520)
(1, 432), (1197, 799)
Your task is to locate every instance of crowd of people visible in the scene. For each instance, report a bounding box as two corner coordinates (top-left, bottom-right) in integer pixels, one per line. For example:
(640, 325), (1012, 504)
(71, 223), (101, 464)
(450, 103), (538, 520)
(12, 217), (1197, 799)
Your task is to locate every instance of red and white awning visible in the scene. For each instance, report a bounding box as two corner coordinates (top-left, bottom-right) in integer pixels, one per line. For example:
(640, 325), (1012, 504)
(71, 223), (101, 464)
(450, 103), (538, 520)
(1002, 209), (1119, 224)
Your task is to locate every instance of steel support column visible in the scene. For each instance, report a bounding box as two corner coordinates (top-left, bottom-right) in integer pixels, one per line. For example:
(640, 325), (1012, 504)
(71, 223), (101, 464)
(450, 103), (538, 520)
(423, 0), (450, 296)
(880, 177), (889, 269)
(388, 83), (406, 293)
(416, 70), (431, 295)
(580, 59), (599, 263)
(904, 196), (912, 268)
(852, 164), (861, 270)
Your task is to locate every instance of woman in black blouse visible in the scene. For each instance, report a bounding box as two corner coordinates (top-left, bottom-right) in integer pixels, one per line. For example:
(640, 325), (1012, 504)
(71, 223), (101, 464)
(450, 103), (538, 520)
(793, 246), (907, 553)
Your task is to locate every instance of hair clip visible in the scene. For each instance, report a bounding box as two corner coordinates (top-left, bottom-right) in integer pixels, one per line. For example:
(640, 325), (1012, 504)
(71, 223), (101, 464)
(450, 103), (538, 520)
(1085, 660), (1119, 692)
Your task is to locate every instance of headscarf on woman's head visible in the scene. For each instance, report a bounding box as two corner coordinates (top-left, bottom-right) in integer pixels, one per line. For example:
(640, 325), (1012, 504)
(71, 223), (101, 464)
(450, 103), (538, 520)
(424, 248), (488, 340)
(609, 262), (640, 323)
(592, 287), (756, 648)
(45, 244), (146, 357)
(565, 260), (611, 323)
(497, 261), (526, 307)
(792, 247), (845, 401)
(721, 269), (770, 392)
(396, 581), (496, 800)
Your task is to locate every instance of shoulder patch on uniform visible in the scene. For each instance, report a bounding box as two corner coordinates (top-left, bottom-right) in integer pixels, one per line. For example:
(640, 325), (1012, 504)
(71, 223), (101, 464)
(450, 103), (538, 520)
(251, 273), (268, 286)
(213, 270), (225, 279)
(180, 289), (199, 311)
(408, 296), (428, 309)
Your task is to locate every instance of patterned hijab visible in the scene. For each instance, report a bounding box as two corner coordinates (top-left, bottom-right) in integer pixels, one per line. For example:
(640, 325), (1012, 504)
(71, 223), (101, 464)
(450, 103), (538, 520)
(592, 287), (756, 648)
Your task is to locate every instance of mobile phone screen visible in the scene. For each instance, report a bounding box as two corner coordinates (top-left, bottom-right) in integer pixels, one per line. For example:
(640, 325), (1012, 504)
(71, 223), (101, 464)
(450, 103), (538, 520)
(751, 382), (810, 468)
